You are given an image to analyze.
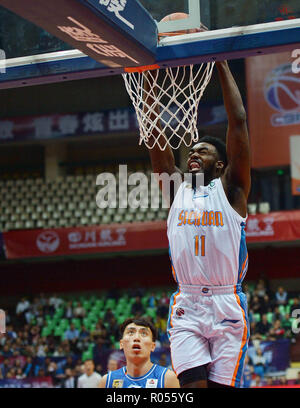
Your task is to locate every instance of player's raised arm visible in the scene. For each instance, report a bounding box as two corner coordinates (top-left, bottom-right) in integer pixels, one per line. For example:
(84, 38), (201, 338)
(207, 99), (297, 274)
(216, 61), (251, 206)
(142, 71), (183, 206)
(143, 70), (182, 178)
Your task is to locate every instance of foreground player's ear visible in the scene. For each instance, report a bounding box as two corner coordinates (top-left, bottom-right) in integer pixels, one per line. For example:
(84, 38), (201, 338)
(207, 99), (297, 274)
(151, 341), (156, 352)
(119, 340), (123, 350)
(216, 161), (224, 171)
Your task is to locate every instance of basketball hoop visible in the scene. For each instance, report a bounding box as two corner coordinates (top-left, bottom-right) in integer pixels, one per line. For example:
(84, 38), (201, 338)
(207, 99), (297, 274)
(122, 61), (214, 150)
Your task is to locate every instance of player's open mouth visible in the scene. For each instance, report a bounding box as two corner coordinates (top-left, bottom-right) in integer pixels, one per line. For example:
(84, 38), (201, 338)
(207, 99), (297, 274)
(132, 344), (141, 350)
(188, 159), (202, 171)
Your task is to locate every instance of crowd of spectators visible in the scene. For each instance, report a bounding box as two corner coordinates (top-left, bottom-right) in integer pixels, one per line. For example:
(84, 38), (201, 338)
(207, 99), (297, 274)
(1, 279), (300, 387)
(0, 289), (170, 386)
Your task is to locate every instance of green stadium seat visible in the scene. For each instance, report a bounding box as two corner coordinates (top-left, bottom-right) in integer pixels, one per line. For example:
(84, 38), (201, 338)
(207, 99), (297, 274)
(266, 312), (273, 324)
(71, 318), (81, 329)
(279, 305), (286, 315)
(285, 305), (291, 315)
(54, 327), (65, 337)
(253, 313), (261, 322)
(146, 308), (156, 319)
(41, 327), (52, 337)
(83, 300), (91, 310)
(82, 350), (93, 361)
(105, 299), (116, 310)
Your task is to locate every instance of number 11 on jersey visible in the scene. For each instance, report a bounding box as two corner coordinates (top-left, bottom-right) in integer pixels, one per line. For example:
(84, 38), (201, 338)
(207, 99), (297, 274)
(194, 235), (205, 256)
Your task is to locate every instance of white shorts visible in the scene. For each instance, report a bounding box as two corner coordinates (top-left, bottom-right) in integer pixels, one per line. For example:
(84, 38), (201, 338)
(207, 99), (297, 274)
(167, 283), (250, 388)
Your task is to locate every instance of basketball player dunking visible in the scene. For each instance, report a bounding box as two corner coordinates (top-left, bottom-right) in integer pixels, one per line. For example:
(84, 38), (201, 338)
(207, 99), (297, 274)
(145, 61), (251, 388)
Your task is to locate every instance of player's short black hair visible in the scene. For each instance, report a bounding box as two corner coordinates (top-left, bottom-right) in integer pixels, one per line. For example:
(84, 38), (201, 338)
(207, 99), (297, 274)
(120, 317), (157, 342)
(198, 135), (228, 167)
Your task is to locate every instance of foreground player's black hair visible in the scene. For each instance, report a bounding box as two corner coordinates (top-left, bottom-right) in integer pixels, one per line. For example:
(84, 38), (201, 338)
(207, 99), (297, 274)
(198, 135), (228, 168)
(120, 317), (157, 342)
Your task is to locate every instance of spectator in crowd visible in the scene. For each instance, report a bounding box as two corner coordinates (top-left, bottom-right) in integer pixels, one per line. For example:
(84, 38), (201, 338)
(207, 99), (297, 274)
(275, 286), (288, 306)
(272, 306), (282, 322)
(251, 314), (272, 340)
(74, 302), (86, 318)
(79, 324), (90, 340)
(0, 359), (10, 378)
(106, 316), (120, 342)
(289, 297), (300, 315)
(279, 375), (288, 386)
(49, 293), (64, 310)
(77, 359), (102, 388)
(64, 323), (80, 341)
(64, 301), (74, 320)
(2, 344), (13, 358)
(47, 361), (65, 385)
(90, 320), (106, 340)
(43, 298), (55, 317)
(130, 296), (145, 317)
(107, 357), (119, 372)
(61, 368), (78, 388)
(242, 355), (253, 388)
(104, 308), (115, 323)
(93, 335), (110, 362)
(36, 309), (45, 327)
(265, 377), (273, 387)
(148, 292), (156, 308)
(156, 298), (169, 319)
(16, 297), (30, 326)
(268, 320), (285, 341)
(250, 295), (262, 315)
(252, 347), (267, 378)
(255, 280), (267, 298)
(16, 367), (25, 380)
(259, 294), (271, 315)
(23, 356), (35, 378)
(252, 374), (262, 387)
(6, 324), (17, 341)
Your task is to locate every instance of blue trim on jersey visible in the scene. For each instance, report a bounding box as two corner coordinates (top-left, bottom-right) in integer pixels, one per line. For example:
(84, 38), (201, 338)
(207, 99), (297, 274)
(169, 246), (178, 284)
(167, 288), (180, 340)
(234, 292), (250, 388)
(237, 222), (248, 285)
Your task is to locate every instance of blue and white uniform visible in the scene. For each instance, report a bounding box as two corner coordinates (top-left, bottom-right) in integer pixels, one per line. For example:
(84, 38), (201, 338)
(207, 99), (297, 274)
(167, 177), (250, 387)
(106, 364), (168, 388)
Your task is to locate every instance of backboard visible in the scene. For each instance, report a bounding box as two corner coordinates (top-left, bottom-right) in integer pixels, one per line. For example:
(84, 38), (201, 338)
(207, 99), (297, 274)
(0, 0), (299, 89)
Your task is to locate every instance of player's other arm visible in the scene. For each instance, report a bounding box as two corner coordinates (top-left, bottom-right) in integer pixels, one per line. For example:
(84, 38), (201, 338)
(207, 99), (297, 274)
(216, 61), (251, 211)
(164, 369), (180, 388)
(143, 71), (183, 204)
(98, 374), (108, 388)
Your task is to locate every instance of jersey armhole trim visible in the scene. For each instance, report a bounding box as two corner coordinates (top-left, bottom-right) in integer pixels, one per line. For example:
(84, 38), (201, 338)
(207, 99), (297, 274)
(219, 178), (247, 223)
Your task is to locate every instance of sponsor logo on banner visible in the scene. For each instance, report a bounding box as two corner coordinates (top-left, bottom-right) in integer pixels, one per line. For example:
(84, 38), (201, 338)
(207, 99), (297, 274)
(146, 378), (158, 388)
(246, 216), (275, 237)
(264, 63), (300, 127)
(67, 228), (127, 249)
(36, 231), (60, 253)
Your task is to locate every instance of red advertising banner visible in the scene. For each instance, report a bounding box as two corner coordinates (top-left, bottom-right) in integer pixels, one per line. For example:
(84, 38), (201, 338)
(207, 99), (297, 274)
(3, 211), (300, 259)
(245, 210), (300, 243)
(3, 221), (168, 260)
(246, 52), (300, 168)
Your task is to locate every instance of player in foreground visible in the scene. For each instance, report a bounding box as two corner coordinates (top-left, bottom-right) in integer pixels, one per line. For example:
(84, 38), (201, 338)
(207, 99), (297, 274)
(98, 317), (179, 388)
(145, 61), (251, 388)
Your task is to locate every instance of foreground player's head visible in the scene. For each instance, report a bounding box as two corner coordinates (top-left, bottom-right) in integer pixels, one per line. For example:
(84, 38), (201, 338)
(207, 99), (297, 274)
(187, 136), (227, 182)
(119, 318), (157, 361)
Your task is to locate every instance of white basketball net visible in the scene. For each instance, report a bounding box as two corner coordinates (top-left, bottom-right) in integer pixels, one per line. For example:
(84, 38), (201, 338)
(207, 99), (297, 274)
(122, 62), (215, 150)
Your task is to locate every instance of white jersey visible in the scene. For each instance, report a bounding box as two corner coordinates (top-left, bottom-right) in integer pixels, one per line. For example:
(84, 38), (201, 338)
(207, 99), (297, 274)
(167, 177), (248, 286)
